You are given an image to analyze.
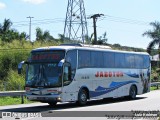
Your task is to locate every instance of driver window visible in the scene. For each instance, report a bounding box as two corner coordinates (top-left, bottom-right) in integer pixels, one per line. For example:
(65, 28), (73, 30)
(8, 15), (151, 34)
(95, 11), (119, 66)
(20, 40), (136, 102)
(63, 65), (72, 85)
(64, 66), (69, 81)
(28, 65), (34, 80)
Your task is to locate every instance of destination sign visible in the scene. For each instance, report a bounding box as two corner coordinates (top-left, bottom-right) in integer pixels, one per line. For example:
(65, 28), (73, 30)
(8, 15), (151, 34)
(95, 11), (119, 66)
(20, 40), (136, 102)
(30, 51), (64, 62)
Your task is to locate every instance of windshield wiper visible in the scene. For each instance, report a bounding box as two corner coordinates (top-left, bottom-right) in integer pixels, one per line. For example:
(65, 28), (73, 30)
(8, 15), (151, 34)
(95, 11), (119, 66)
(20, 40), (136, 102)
(34, 65), (48, 86)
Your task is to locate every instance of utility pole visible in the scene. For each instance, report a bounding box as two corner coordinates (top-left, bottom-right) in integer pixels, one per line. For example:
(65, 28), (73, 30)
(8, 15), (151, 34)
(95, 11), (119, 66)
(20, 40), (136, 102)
(90, 14), (104, 45)
(27, 16), (34, 42)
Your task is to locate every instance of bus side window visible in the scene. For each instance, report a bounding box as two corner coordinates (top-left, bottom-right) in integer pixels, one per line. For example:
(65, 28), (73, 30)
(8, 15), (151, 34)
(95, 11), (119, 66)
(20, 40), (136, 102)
(103, 52), (115, 68)
(91, 51), (103, 68)
(66, 50), (77, 77)
(115, 53), (125, 68)
(78, 50), (91, 68)
(125, 54), (135, 68)
(135, 55), (143, 69)
(143, 55), (150, 68)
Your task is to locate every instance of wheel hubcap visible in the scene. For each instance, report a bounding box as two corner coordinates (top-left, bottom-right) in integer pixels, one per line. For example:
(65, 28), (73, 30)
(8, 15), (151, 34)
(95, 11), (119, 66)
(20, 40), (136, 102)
(81, 93), (86, 102)
(131, 88), (136, 98)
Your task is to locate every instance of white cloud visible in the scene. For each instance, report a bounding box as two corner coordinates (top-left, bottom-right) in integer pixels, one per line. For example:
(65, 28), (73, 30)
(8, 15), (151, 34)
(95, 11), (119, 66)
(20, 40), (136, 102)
(0, 2), (6, 9)
(23, 0), (46, 5)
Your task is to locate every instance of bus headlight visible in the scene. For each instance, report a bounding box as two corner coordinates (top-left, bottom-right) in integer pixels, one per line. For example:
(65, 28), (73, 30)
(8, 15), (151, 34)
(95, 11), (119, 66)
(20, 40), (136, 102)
(57, 97), (61, 101)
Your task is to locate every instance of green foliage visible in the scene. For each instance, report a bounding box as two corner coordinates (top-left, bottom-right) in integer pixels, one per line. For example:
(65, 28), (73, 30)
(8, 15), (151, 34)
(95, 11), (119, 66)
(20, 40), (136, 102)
(112, 43), (146, 52)
(0, 96), (34, 106)
(150, 86), (160, 91)
(143, 21), (160, 67)
(5, 70), (25, 91)
(0, 19), (22, 42)
(97, 32), (108, 45)
(0, 49), (30, 80)
(151, 67), (160, 82)
(36, 27), (55, 44)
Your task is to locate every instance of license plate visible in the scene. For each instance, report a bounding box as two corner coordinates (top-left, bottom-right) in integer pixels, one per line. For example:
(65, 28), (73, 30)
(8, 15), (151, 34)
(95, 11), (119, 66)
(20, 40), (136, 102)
(37, 97), (45, 100)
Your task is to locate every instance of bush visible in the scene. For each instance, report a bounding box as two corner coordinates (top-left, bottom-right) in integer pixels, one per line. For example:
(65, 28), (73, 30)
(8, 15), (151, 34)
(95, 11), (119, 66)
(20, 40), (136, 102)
(0, 50), (30, 80)
(0, 71), (25, 91)
(5, 70), (25, 91)
(151, 67), (160, 82)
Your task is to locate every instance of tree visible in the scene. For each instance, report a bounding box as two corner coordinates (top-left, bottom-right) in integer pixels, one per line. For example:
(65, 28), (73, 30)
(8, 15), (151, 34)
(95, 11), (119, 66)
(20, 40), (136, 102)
(36, 27), (54, 44)
(93, 32), (108, 45)
(143, 21), (160, 66)
(36, 27), (43, 42)
(0, 19), (13, 42)
(0, 19), (29, 44)
(0, 19), (22, 42)
(84, 34), (91, 44)
(0, 19), (12, 34)
(19, 32), (29, 41)
(43, 30), (52, 41)
(58, 34), (71, 43)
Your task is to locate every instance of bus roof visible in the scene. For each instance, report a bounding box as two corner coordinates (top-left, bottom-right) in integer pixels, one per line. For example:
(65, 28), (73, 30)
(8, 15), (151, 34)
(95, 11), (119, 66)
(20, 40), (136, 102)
(31, 44), (149, 55)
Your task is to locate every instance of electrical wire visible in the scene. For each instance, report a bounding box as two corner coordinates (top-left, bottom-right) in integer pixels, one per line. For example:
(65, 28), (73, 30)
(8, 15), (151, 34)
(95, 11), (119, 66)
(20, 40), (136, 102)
(98, 14), (150, 26)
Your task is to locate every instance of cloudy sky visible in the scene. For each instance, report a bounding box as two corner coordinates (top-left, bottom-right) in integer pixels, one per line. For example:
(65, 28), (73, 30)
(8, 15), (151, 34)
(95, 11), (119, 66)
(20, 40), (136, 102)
(0, 0), (160, 49)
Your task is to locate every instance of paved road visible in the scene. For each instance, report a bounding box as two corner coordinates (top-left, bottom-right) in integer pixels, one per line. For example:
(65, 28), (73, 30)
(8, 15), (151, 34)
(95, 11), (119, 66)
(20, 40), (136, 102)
(0, 90), (160, 119)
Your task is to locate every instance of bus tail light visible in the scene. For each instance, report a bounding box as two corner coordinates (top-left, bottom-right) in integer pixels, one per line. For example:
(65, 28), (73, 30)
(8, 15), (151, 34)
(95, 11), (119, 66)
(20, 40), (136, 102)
(25, 87), (30, 91)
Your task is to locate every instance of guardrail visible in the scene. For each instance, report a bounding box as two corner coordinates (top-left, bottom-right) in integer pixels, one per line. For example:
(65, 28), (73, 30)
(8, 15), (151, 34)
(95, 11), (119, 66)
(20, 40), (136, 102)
(0, 91), (25, 104)
(0, 82), (159, 105)
(151, 82), (160, 89)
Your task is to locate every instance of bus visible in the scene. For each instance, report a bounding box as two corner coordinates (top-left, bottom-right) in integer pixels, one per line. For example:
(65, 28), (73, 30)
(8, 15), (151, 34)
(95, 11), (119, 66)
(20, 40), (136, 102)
(18, 44), (151, 106)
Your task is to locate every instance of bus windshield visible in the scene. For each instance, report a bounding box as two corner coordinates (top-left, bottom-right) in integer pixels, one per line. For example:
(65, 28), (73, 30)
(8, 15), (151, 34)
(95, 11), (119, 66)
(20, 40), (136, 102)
(26, 50), (65, 87)
(26, 63), (62, 88)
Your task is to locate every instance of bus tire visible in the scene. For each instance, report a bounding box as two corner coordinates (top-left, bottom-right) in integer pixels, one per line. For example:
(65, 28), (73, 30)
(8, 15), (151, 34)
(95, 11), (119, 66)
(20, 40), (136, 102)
(48, 102), (57, 106)
(78, 89), (88, 106)
(129, 85), (137, 99)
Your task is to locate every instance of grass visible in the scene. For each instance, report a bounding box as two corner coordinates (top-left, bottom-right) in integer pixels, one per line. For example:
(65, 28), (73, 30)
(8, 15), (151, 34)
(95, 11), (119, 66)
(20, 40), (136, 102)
(150, 86), (160, 91)
(0, 96), (34, 106)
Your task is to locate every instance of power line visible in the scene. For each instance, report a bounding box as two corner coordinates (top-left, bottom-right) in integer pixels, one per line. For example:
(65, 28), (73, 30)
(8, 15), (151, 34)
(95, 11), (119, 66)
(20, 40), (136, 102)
(12, 18), (65, 27)
(13, 18), (64, 24)
(100, 15), (150, 26)
(12, 15), (151, 28)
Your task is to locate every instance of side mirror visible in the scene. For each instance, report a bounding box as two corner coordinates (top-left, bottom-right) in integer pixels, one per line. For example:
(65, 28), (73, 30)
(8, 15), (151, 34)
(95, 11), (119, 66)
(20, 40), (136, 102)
(58, 59), (65, 67)
(18, 61), (25, 74)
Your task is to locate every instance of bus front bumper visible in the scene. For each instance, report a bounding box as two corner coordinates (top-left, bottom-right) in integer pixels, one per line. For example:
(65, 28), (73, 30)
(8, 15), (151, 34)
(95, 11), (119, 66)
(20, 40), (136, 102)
(26, 94), (62, 103)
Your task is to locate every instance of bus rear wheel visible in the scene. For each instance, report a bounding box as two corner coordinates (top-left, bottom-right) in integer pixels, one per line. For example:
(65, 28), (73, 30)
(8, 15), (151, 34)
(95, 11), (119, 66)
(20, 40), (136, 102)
(77, 89), (88, 106)
(129, 85), (137, 99)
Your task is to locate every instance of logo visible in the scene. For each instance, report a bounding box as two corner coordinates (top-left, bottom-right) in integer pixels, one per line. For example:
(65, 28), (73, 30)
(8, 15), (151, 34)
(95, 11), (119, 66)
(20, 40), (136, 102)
(95, 71), (124, 78)
(1, 112), (42, 119)
(2, 112), (12, 118)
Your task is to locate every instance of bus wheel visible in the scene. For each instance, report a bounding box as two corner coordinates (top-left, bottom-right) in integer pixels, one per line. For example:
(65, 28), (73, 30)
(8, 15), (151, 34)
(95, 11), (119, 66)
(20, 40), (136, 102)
(78, 89), (88, 105)
(48, 102), (57, 106)
(129, 85), (137, 99)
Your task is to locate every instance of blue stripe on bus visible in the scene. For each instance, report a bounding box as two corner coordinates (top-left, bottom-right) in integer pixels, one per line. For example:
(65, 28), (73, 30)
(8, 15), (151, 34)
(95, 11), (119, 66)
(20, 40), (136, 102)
(90, 81), (138, 98)
(125, 73), (139, 78)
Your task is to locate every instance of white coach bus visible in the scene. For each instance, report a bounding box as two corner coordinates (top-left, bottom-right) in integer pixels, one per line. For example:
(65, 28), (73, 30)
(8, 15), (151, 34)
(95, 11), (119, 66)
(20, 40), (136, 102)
(18, 44), (151, 106)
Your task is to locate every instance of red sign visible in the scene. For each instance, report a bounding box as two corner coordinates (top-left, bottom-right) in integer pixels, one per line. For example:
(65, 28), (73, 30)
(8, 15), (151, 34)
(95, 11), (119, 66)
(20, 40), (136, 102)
(30, 51), (65, 62)
(32, 54), (60, 60)
(95, 71), (123, 78)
